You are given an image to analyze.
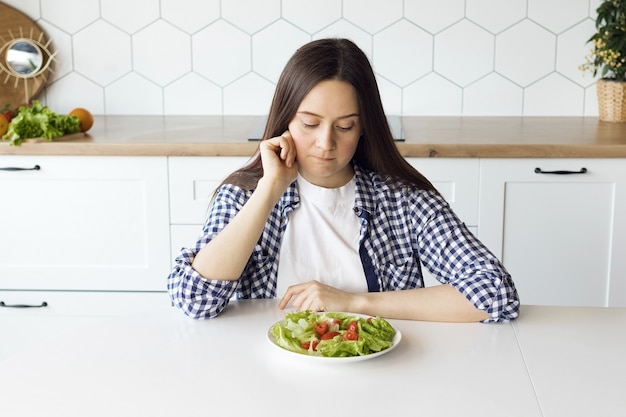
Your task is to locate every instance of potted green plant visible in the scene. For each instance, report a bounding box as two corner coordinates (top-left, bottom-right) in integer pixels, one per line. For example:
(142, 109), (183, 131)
(580, 0), (626, 122)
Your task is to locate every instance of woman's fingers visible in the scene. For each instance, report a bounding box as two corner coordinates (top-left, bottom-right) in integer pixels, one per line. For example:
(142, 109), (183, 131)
(277, 283), (300, 310)
(259, 131), (298, 185)
(278, 281), (348, 312)
(277, 131), (295, 167)
(261, 131), (295, 165)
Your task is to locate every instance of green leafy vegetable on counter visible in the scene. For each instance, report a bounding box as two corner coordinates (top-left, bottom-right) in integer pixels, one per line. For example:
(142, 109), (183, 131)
(1, 100), (81, 146)
(270, 310), (396, 358)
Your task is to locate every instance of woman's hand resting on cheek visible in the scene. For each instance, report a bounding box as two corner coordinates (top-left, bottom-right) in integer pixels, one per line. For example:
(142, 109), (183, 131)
(278, 280), (357, 313)
(259, 131), (298, 192)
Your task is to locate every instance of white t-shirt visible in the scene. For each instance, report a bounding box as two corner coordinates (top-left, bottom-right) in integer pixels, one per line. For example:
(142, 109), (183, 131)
(276, 174), (368, 296)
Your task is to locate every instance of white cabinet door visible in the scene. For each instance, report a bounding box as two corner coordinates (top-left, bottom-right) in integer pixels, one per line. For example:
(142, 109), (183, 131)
(479, 159), (626, 307)
(0, 156), (170, 291)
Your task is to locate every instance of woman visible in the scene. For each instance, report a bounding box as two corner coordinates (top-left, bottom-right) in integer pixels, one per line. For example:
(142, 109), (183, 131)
(167, 38), (519, 322)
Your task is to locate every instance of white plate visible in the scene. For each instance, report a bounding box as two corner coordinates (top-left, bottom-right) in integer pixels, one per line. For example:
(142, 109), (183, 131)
(267, 313), (402, 363)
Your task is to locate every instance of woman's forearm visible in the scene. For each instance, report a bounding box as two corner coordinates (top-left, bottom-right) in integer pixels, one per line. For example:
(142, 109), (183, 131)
(191, 178), (285, 280)
(351, 284), (490, 322)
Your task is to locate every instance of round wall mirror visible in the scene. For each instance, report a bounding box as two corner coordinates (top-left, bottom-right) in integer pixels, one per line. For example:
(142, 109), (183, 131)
(0, 3), (54, 105)
(6, 40), (44, 77)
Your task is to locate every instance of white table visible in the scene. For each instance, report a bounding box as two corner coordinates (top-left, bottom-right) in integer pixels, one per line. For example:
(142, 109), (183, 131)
(0, 300), (624, 417)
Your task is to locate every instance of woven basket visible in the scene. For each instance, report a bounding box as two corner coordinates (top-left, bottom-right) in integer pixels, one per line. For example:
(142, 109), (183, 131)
(597, 79), (626, 122)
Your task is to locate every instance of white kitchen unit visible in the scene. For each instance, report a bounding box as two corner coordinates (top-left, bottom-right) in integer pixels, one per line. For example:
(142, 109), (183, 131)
(478, 159), (626, 307)
(0, 155), (171, 293)
(168, 156), (249, 258)
(0, 154), (172, 354)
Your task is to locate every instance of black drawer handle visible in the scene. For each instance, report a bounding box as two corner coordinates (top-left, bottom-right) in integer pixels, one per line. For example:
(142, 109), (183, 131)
(534, 167), (587, 175)
(0, 301), (48, 308)
(0, 164), (41, 171)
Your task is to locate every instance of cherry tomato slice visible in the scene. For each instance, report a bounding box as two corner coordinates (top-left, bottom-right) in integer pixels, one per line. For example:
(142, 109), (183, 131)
(301, 340), (320, 351)
(320, 331), (341, 340)
(314, 321), (328, 336)
(347, 320), (359, 333)
(343, 330), (359, 341)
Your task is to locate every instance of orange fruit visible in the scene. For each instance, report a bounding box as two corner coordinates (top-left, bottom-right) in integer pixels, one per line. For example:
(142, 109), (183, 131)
(69, 107), (94, 132)
(0, 114), (9, 136)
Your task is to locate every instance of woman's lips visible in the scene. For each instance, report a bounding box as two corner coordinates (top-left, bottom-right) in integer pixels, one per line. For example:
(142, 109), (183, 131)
(312, 155), (335, 161)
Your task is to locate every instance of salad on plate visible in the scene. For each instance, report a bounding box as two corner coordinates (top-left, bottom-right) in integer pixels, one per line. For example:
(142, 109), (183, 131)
(269, 310), (398, 358)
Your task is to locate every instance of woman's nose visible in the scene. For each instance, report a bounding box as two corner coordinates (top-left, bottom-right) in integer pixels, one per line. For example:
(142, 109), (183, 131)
(315, 126), (335, 150)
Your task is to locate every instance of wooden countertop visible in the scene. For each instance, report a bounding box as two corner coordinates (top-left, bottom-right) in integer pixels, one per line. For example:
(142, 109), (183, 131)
(2, 116), (626, 157)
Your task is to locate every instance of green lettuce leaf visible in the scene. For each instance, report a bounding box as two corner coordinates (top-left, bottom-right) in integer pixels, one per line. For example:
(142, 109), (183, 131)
(2, 100), (81, 146)
(358, 317), (396, 353)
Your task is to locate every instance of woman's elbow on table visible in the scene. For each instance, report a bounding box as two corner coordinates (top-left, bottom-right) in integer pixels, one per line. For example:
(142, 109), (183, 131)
(480, 284), (521, 323)
(167, 266), (229, 319)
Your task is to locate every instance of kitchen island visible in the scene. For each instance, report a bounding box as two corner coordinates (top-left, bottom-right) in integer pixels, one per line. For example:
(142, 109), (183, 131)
(1, 300), (624, 417)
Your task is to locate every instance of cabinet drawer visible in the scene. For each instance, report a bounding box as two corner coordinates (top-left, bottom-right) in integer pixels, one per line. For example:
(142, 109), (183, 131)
(0, 291), (172, 316)
(0, 291), (173, 361)
(406, 158), (479, 226)
(168, 156), (249, 224)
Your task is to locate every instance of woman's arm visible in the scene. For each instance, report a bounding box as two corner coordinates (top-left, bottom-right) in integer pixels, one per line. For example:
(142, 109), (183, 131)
(278, 281), (489, 322)
(352, 284), (490, 322)
(191, 133), (297, 280)
(191, 177), (286, 280)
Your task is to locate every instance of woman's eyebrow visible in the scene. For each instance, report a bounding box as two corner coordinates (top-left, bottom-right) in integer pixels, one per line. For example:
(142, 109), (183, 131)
(297, 111), (360, 119)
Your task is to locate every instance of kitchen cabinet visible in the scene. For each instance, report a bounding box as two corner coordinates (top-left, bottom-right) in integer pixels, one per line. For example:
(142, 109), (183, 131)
(478, 159), (626, 307)
(1, 155), (171, 353)
(0, 155), (171, 294)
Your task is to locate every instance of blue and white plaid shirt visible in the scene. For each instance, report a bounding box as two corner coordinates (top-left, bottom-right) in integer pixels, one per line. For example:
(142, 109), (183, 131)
(168, 164), (519, 322)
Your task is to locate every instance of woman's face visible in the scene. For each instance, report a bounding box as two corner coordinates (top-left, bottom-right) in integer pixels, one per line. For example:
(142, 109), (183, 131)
(288, 79), (362, 188)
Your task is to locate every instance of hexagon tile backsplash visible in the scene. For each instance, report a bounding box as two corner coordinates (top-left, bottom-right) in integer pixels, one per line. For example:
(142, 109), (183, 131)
(4, 0), (602, 117)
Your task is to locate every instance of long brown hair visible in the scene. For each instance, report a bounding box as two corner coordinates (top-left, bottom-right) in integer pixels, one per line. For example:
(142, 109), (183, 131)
(220, 38), (436, 193)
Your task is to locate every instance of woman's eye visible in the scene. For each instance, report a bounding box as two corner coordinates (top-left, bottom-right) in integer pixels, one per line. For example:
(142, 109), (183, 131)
(303, 122), (318, 128)
(337, 125), (353, 131)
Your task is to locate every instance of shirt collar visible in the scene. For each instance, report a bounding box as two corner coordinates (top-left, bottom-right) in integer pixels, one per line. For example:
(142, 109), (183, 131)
(352, 163), (377, 216)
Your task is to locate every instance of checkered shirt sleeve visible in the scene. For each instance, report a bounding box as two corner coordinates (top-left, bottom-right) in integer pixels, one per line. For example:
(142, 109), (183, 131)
(357, 171), (518, 323)
(407, 189), (519, 322)
(168, 184), (269, 319)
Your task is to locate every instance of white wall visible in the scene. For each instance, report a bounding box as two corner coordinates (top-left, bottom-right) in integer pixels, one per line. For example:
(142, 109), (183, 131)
(5, 0), (603, 117)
